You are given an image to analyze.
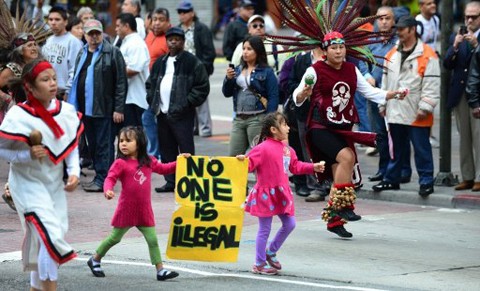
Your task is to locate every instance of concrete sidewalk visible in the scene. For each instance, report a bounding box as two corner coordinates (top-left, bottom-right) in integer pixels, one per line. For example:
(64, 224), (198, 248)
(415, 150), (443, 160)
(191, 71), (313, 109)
(200, 118), (480, 210)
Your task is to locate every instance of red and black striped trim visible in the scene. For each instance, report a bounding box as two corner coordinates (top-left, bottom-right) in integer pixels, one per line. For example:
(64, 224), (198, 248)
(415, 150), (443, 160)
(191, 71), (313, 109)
(0, 113), (84, 165)
(24, 212), (77, 265)
(17, 99), (62, 117)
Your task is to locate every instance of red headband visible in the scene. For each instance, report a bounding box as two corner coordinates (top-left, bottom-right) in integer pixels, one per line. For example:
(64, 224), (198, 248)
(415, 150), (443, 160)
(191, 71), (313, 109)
(25, 61), (65, 139)
(323, 31), (345, 48)
(30, 61), (53, 80)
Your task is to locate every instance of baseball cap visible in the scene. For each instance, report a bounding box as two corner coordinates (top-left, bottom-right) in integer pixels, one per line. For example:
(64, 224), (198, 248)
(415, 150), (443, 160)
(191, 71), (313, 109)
(248, 15), (264, 25)
(166, 27), (185, 39)
(83, 19), (103, 33)
(239, 0), (255, 8)
(177, 0), (194, 12)
(395, 15), (418, 28)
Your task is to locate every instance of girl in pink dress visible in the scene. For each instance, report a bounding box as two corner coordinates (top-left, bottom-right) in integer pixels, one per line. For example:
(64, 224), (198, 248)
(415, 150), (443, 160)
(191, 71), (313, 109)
(237, 112), (325, 275)
(87, 126), (190, 281)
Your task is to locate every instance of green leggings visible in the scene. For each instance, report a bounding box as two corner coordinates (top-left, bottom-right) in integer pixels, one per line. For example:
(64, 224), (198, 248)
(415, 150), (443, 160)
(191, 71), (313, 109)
(96, 226), (162, 265)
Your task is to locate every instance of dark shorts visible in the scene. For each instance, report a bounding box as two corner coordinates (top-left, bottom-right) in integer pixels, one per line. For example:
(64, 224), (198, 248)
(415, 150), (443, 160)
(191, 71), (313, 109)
(308, 128), (348, 165)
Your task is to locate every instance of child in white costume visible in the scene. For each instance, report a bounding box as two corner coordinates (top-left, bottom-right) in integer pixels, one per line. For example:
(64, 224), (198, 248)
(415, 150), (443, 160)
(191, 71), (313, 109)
(0, 59), (83, 291)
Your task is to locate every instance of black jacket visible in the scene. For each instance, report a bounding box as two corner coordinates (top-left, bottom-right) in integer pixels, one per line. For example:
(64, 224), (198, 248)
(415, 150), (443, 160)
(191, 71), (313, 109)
(146, 51), (210, 119)
(444, 32), (478, 109)
(73, 40), (127, 117)
(222, 17), (248, 61)
(287, 52), (313, 122)
(178, 19), (216, 75)
(465, 42), (480, 109)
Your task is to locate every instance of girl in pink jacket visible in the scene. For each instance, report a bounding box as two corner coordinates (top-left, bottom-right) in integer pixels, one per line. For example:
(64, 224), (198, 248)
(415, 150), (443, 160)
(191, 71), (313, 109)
(237, 112), (325, 275)
(87, 126), (190, 281)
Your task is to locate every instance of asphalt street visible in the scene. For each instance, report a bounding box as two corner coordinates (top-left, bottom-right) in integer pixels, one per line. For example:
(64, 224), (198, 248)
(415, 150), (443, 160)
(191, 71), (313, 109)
(0, 50), (479, 291)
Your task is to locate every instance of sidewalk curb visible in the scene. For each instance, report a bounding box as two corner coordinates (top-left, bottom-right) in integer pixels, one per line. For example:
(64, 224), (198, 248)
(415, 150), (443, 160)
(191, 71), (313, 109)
(245, 174), (480, 210)
(357, 189), (454, 209)
(452, 194), (480, 209)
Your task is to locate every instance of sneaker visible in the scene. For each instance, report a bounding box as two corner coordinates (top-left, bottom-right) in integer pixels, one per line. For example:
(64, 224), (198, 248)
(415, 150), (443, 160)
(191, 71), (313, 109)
(251, 263), (278, 275)
(419, 184), (434, 197)
(365, 147), (378, 156)
(157, 269), (179, 281)
(429, 136), (440, 148)
(266, 251), (282, 270)
(327, 225), (353, 238)
(305, 190), (326, 202)
(87, 256), (105, 277)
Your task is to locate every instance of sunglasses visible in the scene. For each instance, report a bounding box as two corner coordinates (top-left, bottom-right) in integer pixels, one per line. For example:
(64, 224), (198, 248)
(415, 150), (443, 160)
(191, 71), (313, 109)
(252, 23), (264, 29)
(465, 14), (480, 21)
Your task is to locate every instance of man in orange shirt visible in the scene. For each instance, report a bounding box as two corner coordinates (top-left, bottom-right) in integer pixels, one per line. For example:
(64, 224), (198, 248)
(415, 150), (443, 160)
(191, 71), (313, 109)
(145, 8), (171, 69)
(143, 8), (171, 159)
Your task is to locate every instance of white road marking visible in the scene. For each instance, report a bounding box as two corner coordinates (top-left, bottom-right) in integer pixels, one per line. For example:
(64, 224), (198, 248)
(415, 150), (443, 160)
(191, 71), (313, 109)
(211, 115), (233, 122)
(0, 251), (21, 262)
(1, 252), (386, 290)
(436, 208), (467, 213)
(74, 257), (387, 291)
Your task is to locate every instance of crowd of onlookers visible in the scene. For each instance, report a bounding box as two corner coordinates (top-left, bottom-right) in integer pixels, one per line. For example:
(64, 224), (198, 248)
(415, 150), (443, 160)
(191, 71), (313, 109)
(1, 0), (480, 204)
(2, 0), (480, 287)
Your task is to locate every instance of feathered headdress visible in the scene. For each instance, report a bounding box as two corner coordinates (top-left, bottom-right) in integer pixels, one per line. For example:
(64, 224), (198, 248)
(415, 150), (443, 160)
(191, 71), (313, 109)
(0, 0), (51, 53)
(266, 0), (393, 65)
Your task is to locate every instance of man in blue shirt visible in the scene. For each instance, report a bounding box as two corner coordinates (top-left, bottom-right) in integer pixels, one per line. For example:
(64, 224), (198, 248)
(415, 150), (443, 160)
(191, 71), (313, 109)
(69, 19), (128, 192)
(358, 6), (408, 183)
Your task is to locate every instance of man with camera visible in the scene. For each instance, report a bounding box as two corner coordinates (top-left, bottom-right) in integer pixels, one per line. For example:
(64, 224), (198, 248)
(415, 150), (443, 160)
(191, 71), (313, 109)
(451, 2), (480, 191)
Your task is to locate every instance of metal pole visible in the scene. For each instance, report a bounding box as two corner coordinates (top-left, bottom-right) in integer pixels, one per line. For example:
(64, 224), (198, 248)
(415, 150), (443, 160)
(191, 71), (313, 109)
(435, 0), (458, 186)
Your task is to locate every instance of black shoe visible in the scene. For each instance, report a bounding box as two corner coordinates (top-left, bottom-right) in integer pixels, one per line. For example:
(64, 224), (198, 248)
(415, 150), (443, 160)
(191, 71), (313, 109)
(327, 225), (353, 238)
(354, 183), (363, 191)
(400, 176), (411, 184)
(372, 181), (400, 192)
(87, 257), (105, 277)
(157, 270), (179, 281)
(368, 172), (384, 182)
(338, 209), (361, 221)
(295, 185), (310, 197)
(155, 184), (175, 193)
(80, 158), (93, 169)
(83, 183), (103, 192)
(419, 184), (434, 197)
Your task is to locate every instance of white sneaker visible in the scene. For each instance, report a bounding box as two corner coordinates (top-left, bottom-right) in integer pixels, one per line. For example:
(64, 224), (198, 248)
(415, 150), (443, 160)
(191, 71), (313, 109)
(365, 147), (378, 156)
(429, 136), (439, 148)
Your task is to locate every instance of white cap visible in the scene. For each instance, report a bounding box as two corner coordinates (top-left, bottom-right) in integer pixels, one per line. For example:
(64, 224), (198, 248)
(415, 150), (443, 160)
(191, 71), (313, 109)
(248, 14), (265, 25)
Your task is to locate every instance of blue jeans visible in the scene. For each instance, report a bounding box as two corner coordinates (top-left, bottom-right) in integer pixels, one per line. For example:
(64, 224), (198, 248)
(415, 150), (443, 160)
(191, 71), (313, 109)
(142, 108), (160, 159)
(367, 101), (411, 177)
(84, 116), (115, 186)
(354, 92), (371, 132)
(368, 101), (389, 175)
(384, 124), (433, 186)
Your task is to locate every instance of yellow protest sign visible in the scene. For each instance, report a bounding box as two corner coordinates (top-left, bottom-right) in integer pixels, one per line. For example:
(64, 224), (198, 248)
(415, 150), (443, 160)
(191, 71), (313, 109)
(167, 156), (248, 262)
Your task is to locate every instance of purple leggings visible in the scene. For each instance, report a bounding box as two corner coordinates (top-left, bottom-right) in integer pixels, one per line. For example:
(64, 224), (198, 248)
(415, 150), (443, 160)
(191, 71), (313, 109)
(256, 215), (296, 264)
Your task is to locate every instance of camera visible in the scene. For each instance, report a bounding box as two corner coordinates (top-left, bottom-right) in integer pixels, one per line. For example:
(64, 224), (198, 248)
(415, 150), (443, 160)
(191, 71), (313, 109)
(460, 25), (468, 35)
